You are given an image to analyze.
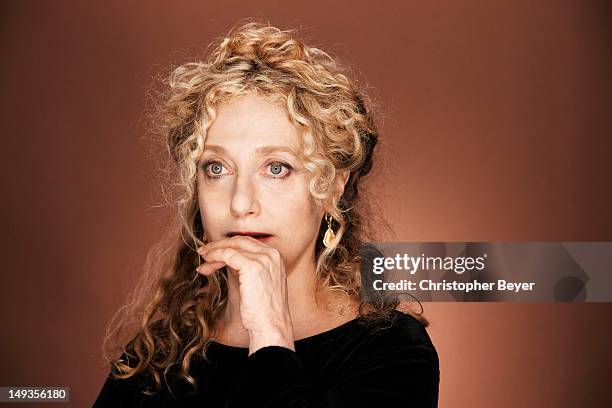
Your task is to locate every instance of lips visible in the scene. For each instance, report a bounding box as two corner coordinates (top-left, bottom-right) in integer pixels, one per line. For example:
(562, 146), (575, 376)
(226, 231), (273, 239)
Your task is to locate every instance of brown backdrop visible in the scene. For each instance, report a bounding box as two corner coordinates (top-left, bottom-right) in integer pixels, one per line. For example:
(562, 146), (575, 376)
(1, 1), (611, 407)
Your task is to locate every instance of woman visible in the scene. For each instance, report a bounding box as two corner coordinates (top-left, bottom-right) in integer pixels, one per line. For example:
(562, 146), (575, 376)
(94, 21), (439, 407)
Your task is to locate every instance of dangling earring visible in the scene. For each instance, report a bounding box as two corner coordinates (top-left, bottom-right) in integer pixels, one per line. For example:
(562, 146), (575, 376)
(323, 213), (336, 248)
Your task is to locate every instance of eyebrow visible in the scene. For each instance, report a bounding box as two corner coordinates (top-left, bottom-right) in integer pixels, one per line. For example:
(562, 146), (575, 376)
(203, 145), (299, 157)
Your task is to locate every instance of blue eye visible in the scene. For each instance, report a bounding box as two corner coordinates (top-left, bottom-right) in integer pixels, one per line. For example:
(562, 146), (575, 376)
(267, 162), (293, 178)
(201, 160), (292, 179)
(270, 163), (283, 175)
(203, 161), (227, 178)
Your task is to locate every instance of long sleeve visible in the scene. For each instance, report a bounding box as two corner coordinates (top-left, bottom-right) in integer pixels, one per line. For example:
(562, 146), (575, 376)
(92, 351), (166, 408)
(225, 346), (311, 407)
(93, 373), (141, 408)
(92, 359), (166, 408)
(226, 334), (439, 408)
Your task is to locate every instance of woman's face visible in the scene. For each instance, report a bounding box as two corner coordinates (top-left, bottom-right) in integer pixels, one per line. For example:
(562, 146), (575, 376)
(197, 94), (323, 272)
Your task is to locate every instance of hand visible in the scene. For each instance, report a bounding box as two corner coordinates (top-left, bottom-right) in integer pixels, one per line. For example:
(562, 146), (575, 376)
(196, 236), (295, 355)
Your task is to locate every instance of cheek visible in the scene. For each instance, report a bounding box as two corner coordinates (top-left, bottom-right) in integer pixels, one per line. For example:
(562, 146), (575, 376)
(277, 188), (321, 237)
(270, 178), (315, 213)
(197, 187), (223, 237)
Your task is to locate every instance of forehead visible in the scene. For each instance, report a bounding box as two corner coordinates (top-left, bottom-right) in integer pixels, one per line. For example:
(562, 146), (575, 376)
(204, 94), (301, 151)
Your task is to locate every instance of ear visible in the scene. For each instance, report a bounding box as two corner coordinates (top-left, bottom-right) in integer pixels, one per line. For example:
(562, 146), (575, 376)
(336, 170), (350, 195)
(323, 170), (350, 215)
(332, 169), (350, 204)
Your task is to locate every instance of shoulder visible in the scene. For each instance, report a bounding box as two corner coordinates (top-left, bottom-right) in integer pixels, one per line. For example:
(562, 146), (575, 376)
(314, 309), (439, 405)
(357, 309), (439, 370)
(355, 310), (436, 350)
(339, 310), (439, 378)
(316, 309), (438, 370)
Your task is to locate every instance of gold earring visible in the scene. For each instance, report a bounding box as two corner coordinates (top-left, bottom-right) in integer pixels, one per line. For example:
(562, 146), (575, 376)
(323, 213), (336, 248)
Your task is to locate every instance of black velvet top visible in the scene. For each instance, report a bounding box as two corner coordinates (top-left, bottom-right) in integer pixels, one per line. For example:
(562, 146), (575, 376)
(93, 310), (439, 407)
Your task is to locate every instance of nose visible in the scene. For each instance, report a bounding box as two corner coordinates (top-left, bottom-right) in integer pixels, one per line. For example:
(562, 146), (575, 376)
(230, 173), (260, 218)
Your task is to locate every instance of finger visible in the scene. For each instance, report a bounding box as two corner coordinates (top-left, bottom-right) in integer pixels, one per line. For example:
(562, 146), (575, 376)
(198, 237), (284, 271)
(198, 235), (272, 257)
(197, 236), (261, 275)
(198, 245), (263, 276)
(196, 261), (226, 276)
(202, 247), (260, 274)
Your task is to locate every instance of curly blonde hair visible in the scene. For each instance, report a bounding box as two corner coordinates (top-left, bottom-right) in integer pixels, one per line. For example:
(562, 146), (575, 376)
(102, 20), (424, 396)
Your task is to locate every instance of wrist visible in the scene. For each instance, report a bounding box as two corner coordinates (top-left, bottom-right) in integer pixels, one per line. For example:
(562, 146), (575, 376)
(248, 321), (295, 355)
